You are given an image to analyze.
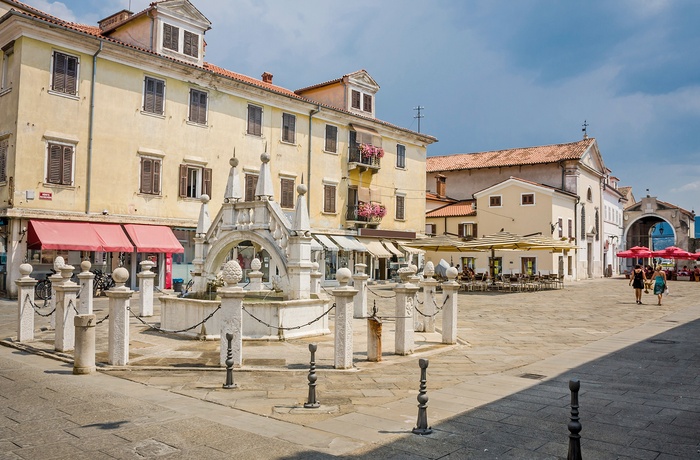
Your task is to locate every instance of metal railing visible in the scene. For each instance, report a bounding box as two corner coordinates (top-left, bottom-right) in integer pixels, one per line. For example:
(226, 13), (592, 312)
(348, 145), (381, 168)
(345, 204), (383, 224)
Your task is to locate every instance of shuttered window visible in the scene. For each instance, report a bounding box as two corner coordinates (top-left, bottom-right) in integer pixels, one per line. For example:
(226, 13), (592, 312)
(139, 157), (161, 195)
(425, 223), (436, 236)
(324, 125), (337, 153)
(46, 143), (73, 185)
(351, 90), (361, 109)
(395, 195), (405, 220)
(51, 51), (78, 95)
(143, 77), (165, 114)
(247, 104), (262, 136)
(558, 218), (563, 238)
(458, 223), (477, 238)
(363, 93), (372, 113)
(179, 164), (211, 198)
(244, 174), (259, 202)
(396, 144), (406, 168)
(282, 113), (296, 143)
(280, 178), (295, 208)
(323, 184), (336, 213)
(163, 23), (179, 51)
(183, 31), (199, 58)
(0, 138), (7, 183)
(489, 196), (502, 207)
(521, 193), (534, 205)
(189, 89), (207, 124)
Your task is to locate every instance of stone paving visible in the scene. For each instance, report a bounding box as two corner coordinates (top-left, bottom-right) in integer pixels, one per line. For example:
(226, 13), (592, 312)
(1, 277), (699, 459)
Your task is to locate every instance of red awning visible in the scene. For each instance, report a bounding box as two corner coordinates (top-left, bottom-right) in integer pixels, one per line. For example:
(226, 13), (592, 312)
(28, 220), (105, 251)
(123, 224), (184, 253)
(92, 223), (134, 252)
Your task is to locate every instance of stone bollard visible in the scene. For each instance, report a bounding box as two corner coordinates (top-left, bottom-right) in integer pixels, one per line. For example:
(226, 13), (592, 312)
(441, 267), (460, 345)
(48, 267), (64, 330)
(310, 262), (322, 296)
(136, 260), (156, 317)
(332, 267), (358, 369)
(367, 315), (382, 362)
(304, 343), (320, 408)
(73, 314), (96, 374)
(54, 265), (80, 352)
(76, 260), (94, 315)
(106, 267), (133, 366)
(15, 263), (38, 342)
(394, 266), (419, 355)
(247, 258), (264, 290)
(218, 260), (245, 368)
(409, 264), (423, 332)
(568, 379), (582, 460)
(419, 262), (439, 333)
(352, 263), (369, 318)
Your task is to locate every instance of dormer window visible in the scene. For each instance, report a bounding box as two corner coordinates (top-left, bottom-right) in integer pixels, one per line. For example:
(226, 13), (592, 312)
(163, 24), (179, 51)
(351, 89), (372, 113)
(162, 23), (199, 59)
(184, 31), (199, 58)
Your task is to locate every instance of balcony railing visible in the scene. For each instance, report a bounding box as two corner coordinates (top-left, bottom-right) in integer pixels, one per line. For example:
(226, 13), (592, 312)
(348, 145), (381, 170)
(346, 204), (383, 225)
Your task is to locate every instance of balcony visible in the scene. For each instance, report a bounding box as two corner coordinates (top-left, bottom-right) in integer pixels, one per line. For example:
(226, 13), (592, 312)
(346, 202), (385, 228)
(348, 144), (381, 173)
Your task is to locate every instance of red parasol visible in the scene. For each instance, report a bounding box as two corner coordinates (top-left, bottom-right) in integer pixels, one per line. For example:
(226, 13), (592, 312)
(651, 246), (698, 260)
(617, 246), (652, 258)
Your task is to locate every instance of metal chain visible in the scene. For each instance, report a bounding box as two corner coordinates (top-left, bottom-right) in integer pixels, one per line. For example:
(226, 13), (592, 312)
(366, 285), (396, 298)
(95, 313), (109, 325)
(415, 294), (449, 318)
(243, 303), (335, 331)
(127, 305), (222, 334)
(25, 294), (55, 317)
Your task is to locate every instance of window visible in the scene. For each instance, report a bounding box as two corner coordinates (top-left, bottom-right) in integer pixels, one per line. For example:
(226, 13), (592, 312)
(143, 77), (165, 115)
(244, 174), (258, 202)
(521, 257), (537, 276)
(46, 142), (73, 185)
(581, 207), (586, 239)
(188, 89), (207, 125)
(183, 31), (199, 58)
(558, 218), (563, 238)
(324, 125), (337, 153)
(462, 257), (476, 270)
(0, 137), (7, 182)
(179, 164), (212, 198)
(567, 219), (573, 239)
(351, 90), (361, 109)
(1, 42), (13, 93)
(282, 113), (296, 144)
(395, 195), (405, 220)
(595, 209), (600, 241)
(521, 193), (534, 205)
(247, 104), (262, 136)
(458, 223), (477, 238)
(396, 144), (406, 168)
(139, 157), (161, 195)
(163, 23), (179, 51)
(363, 94), (372, 113)
(568, 255), (573, 276)
(323, 184), (336, 213)
(489, 195), (502, 207)
(280, 178), (295, 208)
(587, 187), (593, 201)
(51, 51), (78, 95)
(425, 223), (436, 235)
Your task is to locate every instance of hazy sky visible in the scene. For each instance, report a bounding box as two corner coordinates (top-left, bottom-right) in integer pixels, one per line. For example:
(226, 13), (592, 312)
(22, 0), (700, 213)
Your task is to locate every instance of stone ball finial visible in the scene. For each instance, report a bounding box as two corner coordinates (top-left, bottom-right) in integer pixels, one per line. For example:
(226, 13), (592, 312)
(200, 194), (210, 203)
(230, 157), (239, 167)
(296, 183), (308, 195)
(19, 263), (32, 278)
(53, 256), (65, 271)
(446, 267), (459, 280)
(312, 261), (319, 272)
(424, 261), (435, 277)
(250, 258), (262, 271)
(260, 152), (270, 163)
(112, 267), (129, 287)
(222, 260), (243, 286)
(409, 264), (418, 275)
(398, 266), (413, 283)
(80, 260), (91, 272)
(336, 267), (352, 286)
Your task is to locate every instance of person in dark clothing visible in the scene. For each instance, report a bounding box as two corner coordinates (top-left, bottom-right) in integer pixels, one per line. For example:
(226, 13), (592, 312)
(629, 264), (646, 304)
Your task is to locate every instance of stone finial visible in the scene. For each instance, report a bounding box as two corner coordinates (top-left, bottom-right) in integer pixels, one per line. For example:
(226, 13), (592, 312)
(80, 260), (91, 273)
(250, 258), (262, 271)
(336, 267), (352, 286)
(424, 261), (435, 278)
(292, 182), (311, 232)
(196, 194), (211, 236)
(139, 260), (155, 273)
(354, 263), (367, 275)
(60, 265), (75, 280)
(255, 151), (274, 201)
(221, 260), (243, 286)
(54, 256), (65, 271)
(225, 156), (242, 202)
(398, 266), (413, 283)
(261, 152), (270, 163)
(230, 157), (239, 168)
(19, 263), (32, 278)
(446, 267), (458, 280)
(410, 264), (418, 275)
(112, 267), (129, 288)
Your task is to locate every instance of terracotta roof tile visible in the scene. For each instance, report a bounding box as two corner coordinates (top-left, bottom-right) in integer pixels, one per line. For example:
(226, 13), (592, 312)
(426, 200), (476, 218)
(426, 192), (457, 202)
(427, 138), (595, 173)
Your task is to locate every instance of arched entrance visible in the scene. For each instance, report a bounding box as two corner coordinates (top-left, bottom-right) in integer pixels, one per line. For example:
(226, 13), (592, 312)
(203, 230), (288, 283)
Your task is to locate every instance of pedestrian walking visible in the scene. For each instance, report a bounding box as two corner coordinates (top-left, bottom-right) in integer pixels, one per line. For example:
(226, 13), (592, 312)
(652, 264), (667, 306)
(629, 264), (645, 304)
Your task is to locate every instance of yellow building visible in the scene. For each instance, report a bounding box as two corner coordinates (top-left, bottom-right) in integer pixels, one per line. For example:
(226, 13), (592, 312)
(0, 0), (435, 296)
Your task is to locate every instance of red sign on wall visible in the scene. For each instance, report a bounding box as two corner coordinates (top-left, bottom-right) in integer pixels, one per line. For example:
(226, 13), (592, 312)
(39, 192), (52, 200)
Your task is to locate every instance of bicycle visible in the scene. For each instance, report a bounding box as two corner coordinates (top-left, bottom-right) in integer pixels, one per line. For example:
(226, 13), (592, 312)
(92, 269), (115, 297)
(33, 269), (81, 300)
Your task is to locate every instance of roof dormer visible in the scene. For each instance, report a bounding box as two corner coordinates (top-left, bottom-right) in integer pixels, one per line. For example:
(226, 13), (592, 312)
(153, 0), (211, 66)
(295, 69), (380, 118)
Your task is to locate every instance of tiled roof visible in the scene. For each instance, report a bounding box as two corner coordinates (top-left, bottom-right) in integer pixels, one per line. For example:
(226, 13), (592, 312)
(473, 176), (578, 199)
(618, 186), (632, 195)
(426, 200), (476, 218)
(427, 138), (595, 173)
(426, 192), (457, 203)
(294, 69), (366, 94)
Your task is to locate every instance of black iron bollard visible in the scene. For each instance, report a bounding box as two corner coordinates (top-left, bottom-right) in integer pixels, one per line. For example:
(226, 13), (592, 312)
(567, 379), (582, 460)
(412, 358), (433, 435)
(304, 343), (320, 408)
(222, 332), (237, 389)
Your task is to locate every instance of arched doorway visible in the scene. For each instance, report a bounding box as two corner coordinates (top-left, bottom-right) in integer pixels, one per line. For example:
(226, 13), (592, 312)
(623, 215), (675, 269)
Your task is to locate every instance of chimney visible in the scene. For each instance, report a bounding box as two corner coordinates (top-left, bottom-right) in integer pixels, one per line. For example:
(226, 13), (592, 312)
(98, 10), (133, 31)
(436, 175), (446, 198)
(261, 72), (273, 84)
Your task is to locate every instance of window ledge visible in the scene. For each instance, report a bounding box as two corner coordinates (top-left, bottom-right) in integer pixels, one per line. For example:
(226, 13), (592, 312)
(395, 166), (406, 171)
(280, 140), (296, 146)
(48, 90), (79, 100)
(322, 211), (338, 216)
(42, 183), (75, 190)
(140, 111), (165, 119)
(246, 133), (264, 139)
(186, 121), (208, 128)
(323, 150), (339, 155)
(137, 193), (162, 199)
(0, 88), (10, 97)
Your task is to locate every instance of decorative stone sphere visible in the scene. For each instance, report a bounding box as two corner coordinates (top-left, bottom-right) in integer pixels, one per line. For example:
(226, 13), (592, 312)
(260, 152), (270, 163)
(410, 264), (418, 275)
(221, 260), (243, 286)
(53, 256), (65, 270)
(200, 194), (210, 203)
(424, 261), (435, 277)
(250, 258), (262, 271)
(19, 263), (32, 278)
(80, 260), (91, 272)
(398, 266), (413, 282)
(112, 267), (129, 286)
(336, 267), (352, 285)
(296, 183), (307, 195)
(446, 266), (459, 280)
(229, 157), (239, 167)
(312, 261), (319, 272)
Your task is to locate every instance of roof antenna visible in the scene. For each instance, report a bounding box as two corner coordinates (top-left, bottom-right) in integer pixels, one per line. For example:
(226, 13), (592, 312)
(582, 120), (589, 139)
(414, 106), (424, 133)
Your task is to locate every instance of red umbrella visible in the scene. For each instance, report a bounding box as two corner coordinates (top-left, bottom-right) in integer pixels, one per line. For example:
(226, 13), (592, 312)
(618, 246), (652, 258)
(652, 246), (697, 260)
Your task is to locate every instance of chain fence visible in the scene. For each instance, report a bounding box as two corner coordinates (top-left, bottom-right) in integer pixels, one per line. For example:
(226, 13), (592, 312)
(415, 293), (450, 318)
(366, 284), (396, 299)
(127, 304), (222, 334)
(24, 294), (54, 317)
(243, 303), (335, 331)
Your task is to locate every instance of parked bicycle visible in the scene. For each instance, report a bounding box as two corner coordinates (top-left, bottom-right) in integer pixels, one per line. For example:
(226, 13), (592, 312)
(33, 269), (81, 301)
(92, 269), (115, 297)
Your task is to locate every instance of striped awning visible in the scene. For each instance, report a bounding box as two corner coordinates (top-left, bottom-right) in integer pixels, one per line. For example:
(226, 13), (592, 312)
(382, 241), (404, 257)
(330, 235), (367, 252)
(357, 238), (392, 258)
(314, 234), (339, 252)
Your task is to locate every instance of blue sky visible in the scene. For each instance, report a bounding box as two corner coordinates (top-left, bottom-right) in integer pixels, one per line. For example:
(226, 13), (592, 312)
(23, 0), (700, 213)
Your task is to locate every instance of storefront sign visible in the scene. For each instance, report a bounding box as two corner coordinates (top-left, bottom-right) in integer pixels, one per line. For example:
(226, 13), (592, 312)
(39, 192), (52, 200)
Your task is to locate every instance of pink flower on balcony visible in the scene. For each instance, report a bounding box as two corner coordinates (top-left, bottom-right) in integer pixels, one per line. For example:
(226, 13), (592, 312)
(359, 143), (385, 159)
(358, 202), (386, 219)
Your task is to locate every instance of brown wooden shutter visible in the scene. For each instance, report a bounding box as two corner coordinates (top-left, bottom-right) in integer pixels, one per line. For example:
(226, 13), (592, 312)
(184, 31), (198, 57)
(179, 164), (188, 197)
(144, 78), (154, 112)
(0, 139), (7, 182)
(245, 174), (258, 201)
(47, 143), (61, 183)
(65, 56), (77, 95)
(473, 224), (478, 238)
(155, 80), (164, 113)
(281, 178), (294, 208)
(52, 52), (66, 93)
(61, 145), (72, 185)
(140, 158), (152, 194)
(163, 24), (179, 51)
(363, 93), (372, 112)
(282, 114), (295, 143)
(153, 160), (161, 194)
(248, 105), (262, 135)
(323, 185), (336, 213)
(351, 90), (361, 109)
(325, 125), (337, 152)
(396, 196), (405, 219)
(458, 223), (466, 237)
(203, 167), (212, 197)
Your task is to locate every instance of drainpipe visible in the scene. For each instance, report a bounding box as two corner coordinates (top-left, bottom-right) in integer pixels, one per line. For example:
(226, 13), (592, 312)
(574, 195), (580, 279)
(86, 40), (103, 214)
(307, 105), (320, 209)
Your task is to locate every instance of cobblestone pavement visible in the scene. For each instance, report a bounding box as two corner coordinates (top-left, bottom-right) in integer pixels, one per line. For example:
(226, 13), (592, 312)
(1, 277), (699, 459)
